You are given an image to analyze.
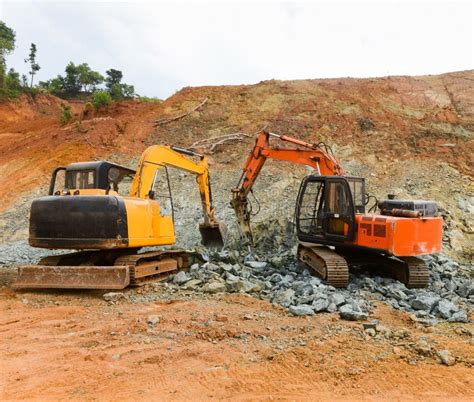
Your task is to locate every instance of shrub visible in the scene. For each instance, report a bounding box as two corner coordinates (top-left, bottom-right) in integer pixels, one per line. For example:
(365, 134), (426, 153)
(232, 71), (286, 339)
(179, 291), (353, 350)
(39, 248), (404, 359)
(92, 91), (112, 110)
(59, 103), (72, 125)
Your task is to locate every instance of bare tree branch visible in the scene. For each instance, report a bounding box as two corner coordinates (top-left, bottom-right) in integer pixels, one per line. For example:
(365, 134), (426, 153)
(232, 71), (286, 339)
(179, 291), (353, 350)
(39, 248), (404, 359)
(153, 98), (208, 126)
(189, 132), (251, 154)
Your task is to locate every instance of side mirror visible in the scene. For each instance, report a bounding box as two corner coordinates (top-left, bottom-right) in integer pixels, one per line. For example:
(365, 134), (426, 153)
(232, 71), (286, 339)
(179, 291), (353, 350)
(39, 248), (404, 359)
(148, 190), (155, 200)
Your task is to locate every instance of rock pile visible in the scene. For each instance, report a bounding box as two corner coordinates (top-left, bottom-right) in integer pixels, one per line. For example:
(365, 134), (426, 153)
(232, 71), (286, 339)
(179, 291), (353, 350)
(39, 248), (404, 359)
(166, 240), (472, 323)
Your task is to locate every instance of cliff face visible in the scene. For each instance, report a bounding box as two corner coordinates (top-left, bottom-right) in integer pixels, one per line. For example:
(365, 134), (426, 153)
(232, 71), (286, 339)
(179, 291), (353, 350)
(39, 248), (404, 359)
(0, 71), (473, 259)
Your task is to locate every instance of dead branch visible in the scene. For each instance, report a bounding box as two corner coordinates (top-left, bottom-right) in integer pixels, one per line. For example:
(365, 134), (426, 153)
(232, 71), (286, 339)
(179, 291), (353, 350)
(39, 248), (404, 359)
(189, 132), (251, 153)
(153, 98), (208, 126)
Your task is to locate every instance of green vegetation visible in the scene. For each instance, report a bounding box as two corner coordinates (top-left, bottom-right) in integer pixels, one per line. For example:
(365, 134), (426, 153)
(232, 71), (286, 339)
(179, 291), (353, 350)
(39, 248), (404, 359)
(0, 19), (137, 103)
(59, 103), (72, 125)
(92, 91), (112, 109)
(24, 43), (40, 87)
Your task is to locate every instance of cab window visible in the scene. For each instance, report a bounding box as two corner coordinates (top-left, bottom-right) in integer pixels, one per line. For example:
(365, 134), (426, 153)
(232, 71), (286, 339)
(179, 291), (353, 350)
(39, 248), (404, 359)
(66, 170), (96, 189)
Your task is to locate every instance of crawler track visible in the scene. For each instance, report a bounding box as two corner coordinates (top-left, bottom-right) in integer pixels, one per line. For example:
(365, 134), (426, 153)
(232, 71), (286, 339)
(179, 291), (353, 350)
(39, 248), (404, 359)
(298, 245), (349, 288)
(114, 250), (193, 286)
(400, 256), (430, 288)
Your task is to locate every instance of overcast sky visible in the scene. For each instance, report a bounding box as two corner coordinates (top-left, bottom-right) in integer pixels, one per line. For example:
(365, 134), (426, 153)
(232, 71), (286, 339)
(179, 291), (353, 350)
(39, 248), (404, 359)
(1, 1), (472, 98)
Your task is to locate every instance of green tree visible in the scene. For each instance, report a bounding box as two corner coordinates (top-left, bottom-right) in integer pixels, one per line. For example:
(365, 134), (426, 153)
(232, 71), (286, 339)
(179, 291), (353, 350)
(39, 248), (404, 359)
(105, 68), (123, 90)
(105, 69), (134, 100)
(77, 63), (104, 92)
(39, 76), (65, 96)
(122, 83), (135, 98)
(0, 21), (16, 89)
(63, 62), (81, 95)
(6, 68), (21, 90)
(24, 43), (40, 87)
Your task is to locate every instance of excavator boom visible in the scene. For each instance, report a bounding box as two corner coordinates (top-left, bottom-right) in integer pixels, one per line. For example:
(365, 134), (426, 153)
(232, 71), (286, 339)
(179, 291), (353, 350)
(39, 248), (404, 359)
(231, 130), (343, 242)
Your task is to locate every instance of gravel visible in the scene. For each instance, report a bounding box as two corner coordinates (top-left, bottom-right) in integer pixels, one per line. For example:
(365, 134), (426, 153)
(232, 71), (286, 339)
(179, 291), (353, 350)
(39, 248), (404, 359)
(165, 221), (472, 322)
(1, 220), (471, 323)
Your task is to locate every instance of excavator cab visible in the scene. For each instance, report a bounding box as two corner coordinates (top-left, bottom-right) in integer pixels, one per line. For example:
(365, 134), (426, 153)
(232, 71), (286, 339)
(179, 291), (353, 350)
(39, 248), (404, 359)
(48, 161), (136, 195)
(295, 176), (365, 243)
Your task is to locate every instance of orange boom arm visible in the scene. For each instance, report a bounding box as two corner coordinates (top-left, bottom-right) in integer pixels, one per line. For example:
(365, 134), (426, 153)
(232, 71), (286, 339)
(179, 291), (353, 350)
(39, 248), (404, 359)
(231, 131), (344, 242)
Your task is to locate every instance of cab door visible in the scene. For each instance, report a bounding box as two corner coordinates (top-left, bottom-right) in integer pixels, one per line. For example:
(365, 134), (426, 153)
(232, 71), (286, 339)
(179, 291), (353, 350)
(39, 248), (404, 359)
(322, 178), (356, 241)
(295, 176), (356, 243)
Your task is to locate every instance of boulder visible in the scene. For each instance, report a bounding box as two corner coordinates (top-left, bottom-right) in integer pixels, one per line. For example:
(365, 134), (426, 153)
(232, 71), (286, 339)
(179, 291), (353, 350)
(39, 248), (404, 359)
(289, 304), (314, 316)
(410, 295), (439, 311)
(312, 298), (329, 312)
(339, 304), (368, 321)
(173, 271), (189, 285)
(436, 299), (459, 319)
(273, 288), (295, 307)
(202, 280), (226, 294)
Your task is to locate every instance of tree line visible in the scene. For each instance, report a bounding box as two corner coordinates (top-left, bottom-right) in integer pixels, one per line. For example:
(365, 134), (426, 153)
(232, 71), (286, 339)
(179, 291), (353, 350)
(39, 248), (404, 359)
(0, 20), (135, 101)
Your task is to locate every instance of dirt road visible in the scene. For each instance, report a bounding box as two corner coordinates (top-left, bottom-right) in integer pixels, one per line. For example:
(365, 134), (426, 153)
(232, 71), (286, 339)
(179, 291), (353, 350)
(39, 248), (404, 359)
(1, 287), (472, 400)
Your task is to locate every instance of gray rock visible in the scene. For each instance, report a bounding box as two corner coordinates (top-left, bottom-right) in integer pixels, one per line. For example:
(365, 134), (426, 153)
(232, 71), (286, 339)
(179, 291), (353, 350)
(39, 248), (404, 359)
(245, 261), (268, 270)
(312, 298), (330, 312)
(102, 292), (126, 302)
(173, 271), (189, 285)
(218, 262), (233, 272)
(436, 299), (459, 319)
(273, 288), (295, 307)
(339, 304), (368, 321)
(327, 303), (337, 313)
(410, 295), (439, 311)
(295, 283), (313, 297)
(329, 293), (346, 307)
(182, 279), (202, 290)
(437, 349), (456, 366)
(228, 279), (262, 293)
(202, 280), (226, 293)
(448, 310), (469, 323)
(289, 304), (314, 316)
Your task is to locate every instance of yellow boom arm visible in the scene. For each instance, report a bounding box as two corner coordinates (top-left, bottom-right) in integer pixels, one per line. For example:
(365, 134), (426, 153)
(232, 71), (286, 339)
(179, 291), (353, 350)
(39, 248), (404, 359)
(130, 145), (218, 227)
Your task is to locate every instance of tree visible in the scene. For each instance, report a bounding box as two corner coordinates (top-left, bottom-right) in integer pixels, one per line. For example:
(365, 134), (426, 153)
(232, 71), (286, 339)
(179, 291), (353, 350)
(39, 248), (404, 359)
(24, 43), (40, 88)
(0, 21), (15, 89)
(77, 63), (103, 92)
(105, 69), (134, 100)
(105, 69), (123, 90)
(122, 83), (135, 98)
(6, 68), (21, 91)
(39, 76), (65, 96)
(63, 62), (82, 95)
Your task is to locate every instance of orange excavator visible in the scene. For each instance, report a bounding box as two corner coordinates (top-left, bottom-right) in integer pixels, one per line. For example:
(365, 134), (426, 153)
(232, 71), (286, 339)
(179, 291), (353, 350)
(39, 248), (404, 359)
(231, 131), (443, 288)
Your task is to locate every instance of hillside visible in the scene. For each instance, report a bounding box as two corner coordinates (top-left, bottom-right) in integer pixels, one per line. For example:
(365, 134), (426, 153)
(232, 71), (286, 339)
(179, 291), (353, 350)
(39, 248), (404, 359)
(1, 72), (473, 400)
(0, 71), (473, 260)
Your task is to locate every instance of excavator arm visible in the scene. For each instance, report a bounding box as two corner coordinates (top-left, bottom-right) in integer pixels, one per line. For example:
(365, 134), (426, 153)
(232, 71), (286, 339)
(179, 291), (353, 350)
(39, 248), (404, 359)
(130, 145), (223, 247)
(231, 131), (344, 243)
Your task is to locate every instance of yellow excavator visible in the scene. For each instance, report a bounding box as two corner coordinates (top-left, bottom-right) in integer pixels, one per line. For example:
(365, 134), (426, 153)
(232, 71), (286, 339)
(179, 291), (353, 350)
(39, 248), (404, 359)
(14, 145), (224, 289)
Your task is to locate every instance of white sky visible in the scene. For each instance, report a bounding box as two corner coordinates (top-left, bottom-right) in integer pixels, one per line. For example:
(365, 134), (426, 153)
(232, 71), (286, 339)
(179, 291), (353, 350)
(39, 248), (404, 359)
(1, 1), (473, 98)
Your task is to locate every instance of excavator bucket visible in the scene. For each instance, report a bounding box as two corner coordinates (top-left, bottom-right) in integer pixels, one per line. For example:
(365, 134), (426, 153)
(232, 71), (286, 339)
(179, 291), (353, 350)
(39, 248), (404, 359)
(199, 222), (225, 248)
(13, 265), (130, 290)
